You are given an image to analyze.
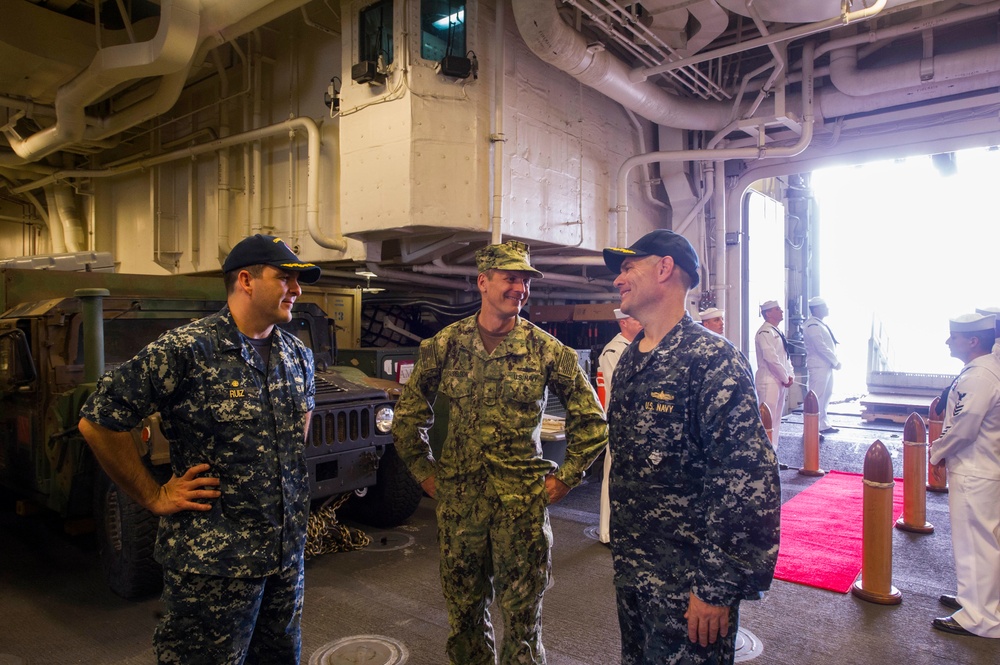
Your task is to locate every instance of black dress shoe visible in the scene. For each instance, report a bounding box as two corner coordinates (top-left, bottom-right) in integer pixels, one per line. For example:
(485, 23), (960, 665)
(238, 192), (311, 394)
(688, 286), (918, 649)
(932, 617), (976, 636)
(820, 427), (840, 434)
(939, 594), (962, 610)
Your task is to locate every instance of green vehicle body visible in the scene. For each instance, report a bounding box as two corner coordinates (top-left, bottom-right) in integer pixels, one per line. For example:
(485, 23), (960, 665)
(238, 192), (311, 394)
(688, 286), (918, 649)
(0, 267), (421, 599)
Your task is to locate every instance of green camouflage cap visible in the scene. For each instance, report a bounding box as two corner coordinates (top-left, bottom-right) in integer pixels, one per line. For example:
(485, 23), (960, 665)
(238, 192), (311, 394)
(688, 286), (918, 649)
(475, 240), (544, 278)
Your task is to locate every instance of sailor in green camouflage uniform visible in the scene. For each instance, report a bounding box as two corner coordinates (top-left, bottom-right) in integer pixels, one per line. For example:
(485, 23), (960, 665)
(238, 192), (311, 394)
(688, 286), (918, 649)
(392, 240), (608, 665)
(79, 235), (320, 664)
(603, 230), (780, 665)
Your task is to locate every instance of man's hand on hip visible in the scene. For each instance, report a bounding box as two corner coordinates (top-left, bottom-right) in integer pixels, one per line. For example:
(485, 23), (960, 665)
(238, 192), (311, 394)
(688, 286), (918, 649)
(152, 463), (221, 515)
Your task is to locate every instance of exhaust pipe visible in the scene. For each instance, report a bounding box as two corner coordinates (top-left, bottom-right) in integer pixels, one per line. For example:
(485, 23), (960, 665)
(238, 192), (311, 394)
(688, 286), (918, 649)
(75, 288), (110, 383)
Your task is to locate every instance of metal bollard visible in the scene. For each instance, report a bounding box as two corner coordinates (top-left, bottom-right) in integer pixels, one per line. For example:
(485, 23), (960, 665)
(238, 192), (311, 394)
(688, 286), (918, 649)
(851, 439), (902, 605)
(799, 390), (825, 477)
(895, 412), (934, 533)
(760, 402), (773, 446)
(926, 397), (948, 493)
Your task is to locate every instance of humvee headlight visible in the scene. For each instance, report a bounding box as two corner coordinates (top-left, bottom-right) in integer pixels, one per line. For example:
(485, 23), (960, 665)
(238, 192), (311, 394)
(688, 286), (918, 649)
(375, 405), (394, 433)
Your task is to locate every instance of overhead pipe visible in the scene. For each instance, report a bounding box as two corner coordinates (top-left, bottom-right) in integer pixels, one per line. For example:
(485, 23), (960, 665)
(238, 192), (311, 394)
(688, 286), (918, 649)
(820, 69), (1000, 119)
(813, 1), (1000, 62)
(625, 109), (670, 213)
(744, 0), (788, 119)
(490, 0), (506, 245)
(511, 0), (732, 131)
(674, 163), (715, 237)
(42, 184), (68, 253)
(11, 116), (348, 253)
(631, 0), (887, 81)
(52, 182), (85, 252)
(712, 160), (727, 314)
(613, 42), (816, 248)
(829, 41), (1000, 98)
(3, 0), (201, 163)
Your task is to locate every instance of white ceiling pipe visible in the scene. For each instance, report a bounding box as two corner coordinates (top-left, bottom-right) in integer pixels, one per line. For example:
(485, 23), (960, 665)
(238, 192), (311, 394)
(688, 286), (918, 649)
(4, 0), (201, 163)
(85, 67), (191, 142)
(10, 116), (348, 253)
(510, 0), (732, 130)
(633, 0), (887, 81)
(674, 163), (715, 238)
(829, 42), (1000, 98)
(613, 41), (816, 248)
(52, 182), (85, 252)
(813, 1), (1000, 61)
(42, 184), (67, 254)
(819, 69), (1000, 119)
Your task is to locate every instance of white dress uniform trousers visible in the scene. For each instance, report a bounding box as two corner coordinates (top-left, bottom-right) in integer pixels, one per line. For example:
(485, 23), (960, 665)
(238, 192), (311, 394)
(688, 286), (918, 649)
(597, 332), (630, 544)
(803, 316), (839, 430)
(930, 355), (1000, 637)
(755, 323), (793, 449)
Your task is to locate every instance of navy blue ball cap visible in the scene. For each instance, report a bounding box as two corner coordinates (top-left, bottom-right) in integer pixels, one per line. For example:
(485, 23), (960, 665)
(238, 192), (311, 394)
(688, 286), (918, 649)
(223, 234), (321, 284)
(603, 229), (700, 288)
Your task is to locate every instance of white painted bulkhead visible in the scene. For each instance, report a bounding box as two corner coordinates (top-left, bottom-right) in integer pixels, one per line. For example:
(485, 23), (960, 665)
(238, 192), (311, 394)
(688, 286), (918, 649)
(73, 1), (674, 279)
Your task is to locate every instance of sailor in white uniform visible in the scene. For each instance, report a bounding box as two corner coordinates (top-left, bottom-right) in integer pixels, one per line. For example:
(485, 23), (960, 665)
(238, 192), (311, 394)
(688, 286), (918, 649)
(596, 308), (643, 545)
(803, 296), (841, 433)
(929, 312), (1000, 638)
(754, 300), (793, 449)
(698, 307), (725, 335)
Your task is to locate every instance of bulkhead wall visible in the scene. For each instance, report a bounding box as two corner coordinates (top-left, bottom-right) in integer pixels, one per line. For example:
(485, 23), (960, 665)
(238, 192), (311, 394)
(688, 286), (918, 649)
(337, 0), (668, 253)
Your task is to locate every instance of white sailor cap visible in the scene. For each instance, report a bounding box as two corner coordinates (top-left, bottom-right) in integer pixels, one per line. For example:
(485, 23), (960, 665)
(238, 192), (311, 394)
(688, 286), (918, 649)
(613, 308), (630, 320)
(808, 296), (827, 308)
(950, 313), (996, 333)
(699, 307), (724, 321)
(975, 306), (1000, 316)
(760, 300), (780, 313)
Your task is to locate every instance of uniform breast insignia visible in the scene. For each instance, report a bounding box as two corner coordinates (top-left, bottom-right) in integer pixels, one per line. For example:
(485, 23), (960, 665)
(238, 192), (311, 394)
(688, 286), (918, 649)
(228, 379), (246, 399)
(645, 390), (676, 413)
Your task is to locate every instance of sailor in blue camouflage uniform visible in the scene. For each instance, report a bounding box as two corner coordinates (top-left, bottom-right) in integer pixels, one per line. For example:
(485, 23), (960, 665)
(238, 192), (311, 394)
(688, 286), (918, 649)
(603, 230), (781, 665)
(392, 240), (608, 665)
(79, 234), (320, 665)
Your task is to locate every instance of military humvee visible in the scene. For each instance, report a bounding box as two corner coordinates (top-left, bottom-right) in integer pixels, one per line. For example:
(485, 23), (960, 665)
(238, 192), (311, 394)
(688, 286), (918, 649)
(0, 266), (422, 599)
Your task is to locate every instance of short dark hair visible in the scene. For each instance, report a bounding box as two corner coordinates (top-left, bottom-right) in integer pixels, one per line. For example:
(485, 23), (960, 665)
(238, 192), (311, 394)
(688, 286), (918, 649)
(224, 264), (266, 293)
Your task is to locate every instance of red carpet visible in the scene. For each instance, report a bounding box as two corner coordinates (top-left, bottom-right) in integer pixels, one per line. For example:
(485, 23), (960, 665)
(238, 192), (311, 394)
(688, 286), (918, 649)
(773, 470), (905, 593)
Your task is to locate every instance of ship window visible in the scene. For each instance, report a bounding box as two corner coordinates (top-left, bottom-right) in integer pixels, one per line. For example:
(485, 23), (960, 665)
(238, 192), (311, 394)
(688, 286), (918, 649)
(360, 0), (394, 67)
(421, 0), (466, 62)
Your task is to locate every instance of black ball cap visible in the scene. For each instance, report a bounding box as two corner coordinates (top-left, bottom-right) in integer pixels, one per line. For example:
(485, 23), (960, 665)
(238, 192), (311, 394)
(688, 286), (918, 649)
(222, 234), (321, 284)
(602, 229), (700, 288)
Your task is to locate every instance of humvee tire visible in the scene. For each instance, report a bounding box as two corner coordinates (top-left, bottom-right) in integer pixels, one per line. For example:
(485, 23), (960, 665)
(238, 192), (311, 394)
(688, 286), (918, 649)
(341, 446), (422, 528)
(93, 466), (167, 600)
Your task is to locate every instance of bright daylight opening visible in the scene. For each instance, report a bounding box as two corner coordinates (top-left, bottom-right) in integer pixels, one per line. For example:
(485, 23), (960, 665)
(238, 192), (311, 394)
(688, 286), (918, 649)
(811, 146), (1000, 400)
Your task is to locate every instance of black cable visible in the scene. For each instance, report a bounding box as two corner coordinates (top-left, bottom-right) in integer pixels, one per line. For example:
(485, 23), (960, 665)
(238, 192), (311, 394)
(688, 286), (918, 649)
(445, 0), (454, 57)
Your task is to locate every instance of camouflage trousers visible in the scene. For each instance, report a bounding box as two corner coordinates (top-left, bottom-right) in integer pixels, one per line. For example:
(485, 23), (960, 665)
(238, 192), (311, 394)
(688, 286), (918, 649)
(436, 480), (552, 665)
(616, 586), (739, 665)
(154, 560), (304, 665)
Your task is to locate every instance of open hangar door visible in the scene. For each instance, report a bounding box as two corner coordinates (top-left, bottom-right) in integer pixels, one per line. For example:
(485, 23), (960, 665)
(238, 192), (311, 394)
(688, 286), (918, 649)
(730, 145), (1000, 423)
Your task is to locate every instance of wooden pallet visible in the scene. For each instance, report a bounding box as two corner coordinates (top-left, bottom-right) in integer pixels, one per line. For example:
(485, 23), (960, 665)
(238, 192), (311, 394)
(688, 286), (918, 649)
(860, 393), (934, 423)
